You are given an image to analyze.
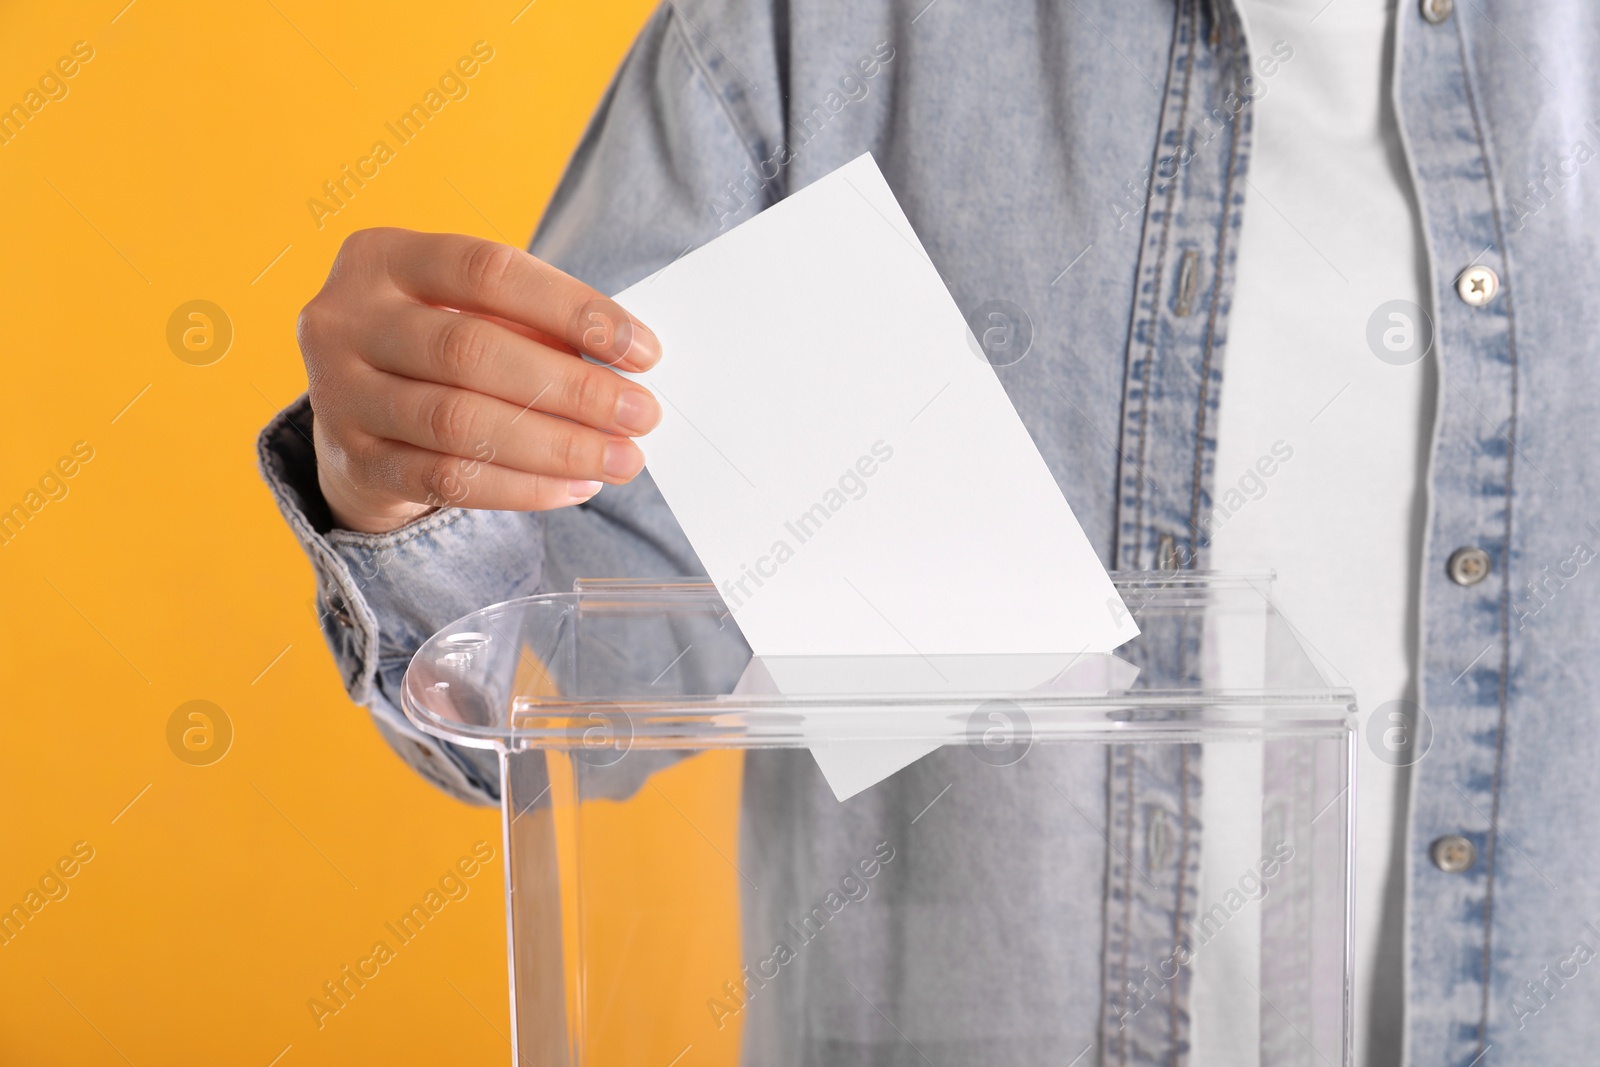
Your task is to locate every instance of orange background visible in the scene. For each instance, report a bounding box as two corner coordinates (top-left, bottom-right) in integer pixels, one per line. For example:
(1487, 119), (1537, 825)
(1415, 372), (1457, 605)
(0, 2), (747, 1064)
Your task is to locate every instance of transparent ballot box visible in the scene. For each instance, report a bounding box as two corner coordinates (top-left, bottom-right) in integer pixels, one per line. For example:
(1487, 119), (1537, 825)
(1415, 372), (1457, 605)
(401, 573), (1355, 1067)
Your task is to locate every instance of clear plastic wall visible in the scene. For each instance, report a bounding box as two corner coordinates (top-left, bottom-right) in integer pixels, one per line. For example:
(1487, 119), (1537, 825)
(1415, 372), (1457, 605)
(404, 574), (1354, 1067)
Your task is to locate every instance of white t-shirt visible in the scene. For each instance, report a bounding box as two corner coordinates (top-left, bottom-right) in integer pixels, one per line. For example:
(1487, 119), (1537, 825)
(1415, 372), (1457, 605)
(1199, 2), (1432, 1065)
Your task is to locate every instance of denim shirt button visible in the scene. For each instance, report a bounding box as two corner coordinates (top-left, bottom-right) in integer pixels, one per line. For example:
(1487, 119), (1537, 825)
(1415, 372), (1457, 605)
(1447, 546), (1492, 586)
(1456, 265), (1499, 306)
(1430, 834), (1476, 873)
(1420, 0), (1454, 23)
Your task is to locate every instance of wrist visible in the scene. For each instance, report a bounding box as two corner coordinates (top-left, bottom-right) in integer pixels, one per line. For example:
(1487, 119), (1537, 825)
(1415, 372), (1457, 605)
(318, 464), (438, 534)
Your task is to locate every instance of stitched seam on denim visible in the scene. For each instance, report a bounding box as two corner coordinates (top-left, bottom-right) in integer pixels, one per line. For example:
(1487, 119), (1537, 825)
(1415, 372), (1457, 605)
(1170, 742), (1192, 1053)
(257, 397), (380, 702)
(256, 397), (323, 552)
(1121, 746), (1137, 1066)
(1453, 13), (1520, 1057)
(1170, 612), (1200, 1051)
(325, 502), (467, 552)
(1134, 0), (1202, 571)
(1114, 0), (1188, 570)
(1188, 13), (1247, 562)
(258, 393), (466, 556)
(1106, 5), (1197, 1060)
(667, 3), (773, 203)
(1160, 0), (1211, 1030)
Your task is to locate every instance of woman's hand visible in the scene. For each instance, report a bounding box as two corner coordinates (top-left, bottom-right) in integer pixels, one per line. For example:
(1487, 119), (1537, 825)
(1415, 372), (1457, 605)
(297, 228), (662, 533)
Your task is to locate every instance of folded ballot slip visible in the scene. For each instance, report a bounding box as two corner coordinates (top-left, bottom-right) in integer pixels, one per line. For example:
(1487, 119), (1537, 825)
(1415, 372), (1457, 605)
(613, 152), (1139, 798)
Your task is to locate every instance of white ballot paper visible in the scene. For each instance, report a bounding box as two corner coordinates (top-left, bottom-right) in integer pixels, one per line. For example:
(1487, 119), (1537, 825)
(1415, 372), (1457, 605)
(613, 152), (1140, 798)
(729, 652), (1143, 800)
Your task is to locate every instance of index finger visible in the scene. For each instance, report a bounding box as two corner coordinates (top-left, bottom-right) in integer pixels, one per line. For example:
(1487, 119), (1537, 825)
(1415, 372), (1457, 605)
(382, 230), (661, 372)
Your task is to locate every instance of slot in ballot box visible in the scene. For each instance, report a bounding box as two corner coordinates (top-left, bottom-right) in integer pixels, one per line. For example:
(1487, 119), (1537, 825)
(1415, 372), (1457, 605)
(402, 572), (1355, 1067)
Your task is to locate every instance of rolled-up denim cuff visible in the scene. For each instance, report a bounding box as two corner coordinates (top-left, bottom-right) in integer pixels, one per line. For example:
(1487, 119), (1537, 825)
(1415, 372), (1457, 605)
(256, 394), (546, 804)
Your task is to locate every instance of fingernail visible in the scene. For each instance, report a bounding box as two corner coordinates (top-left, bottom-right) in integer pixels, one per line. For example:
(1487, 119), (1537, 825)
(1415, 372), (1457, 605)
(614, 389), (661, 434)
(620, 320), (662, 368)
(603, 439), (644, 479)
(567, 479), (603, 502)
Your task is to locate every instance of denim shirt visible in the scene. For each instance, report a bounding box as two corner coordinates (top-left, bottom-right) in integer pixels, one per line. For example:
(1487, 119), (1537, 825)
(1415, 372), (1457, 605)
(258, 1), (1600, 1063)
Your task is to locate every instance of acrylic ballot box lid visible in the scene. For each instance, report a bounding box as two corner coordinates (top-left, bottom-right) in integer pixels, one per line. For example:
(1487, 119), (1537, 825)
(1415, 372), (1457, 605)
(400, 573), (1357, 1067)
(401, 573), (1356, 752)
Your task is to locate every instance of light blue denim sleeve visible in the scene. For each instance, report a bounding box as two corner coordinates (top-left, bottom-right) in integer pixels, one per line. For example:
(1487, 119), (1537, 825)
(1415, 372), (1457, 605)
(256, 1), (777, 803)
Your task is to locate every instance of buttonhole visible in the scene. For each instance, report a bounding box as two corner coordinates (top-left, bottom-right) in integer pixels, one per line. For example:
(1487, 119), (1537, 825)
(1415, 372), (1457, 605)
(1174, 249), (1201, 318)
